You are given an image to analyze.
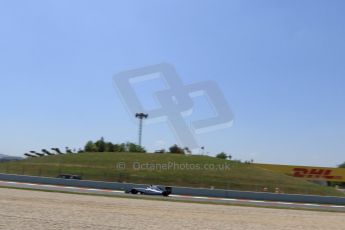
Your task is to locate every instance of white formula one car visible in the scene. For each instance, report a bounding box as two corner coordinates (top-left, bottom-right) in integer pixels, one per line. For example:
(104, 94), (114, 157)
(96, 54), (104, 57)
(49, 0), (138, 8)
(126, 185), (172, 197)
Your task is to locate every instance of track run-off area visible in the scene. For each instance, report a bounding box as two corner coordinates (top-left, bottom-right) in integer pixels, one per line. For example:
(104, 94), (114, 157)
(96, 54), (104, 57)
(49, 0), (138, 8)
(0, 180), (344, 212)
(0, 186), (345, 230)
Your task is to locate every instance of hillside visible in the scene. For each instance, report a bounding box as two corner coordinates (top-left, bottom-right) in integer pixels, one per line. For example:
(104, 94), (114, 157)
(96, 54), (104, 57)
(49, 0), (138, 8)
(0, 152), (343, 196)
(0, 154), (22, 162)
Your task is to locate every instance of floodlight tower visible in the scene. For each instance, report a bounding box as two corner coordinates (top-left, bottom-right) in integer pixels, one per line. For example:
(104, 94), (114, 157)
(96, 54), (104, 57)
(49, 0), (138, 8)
(135, 113), (149, 147)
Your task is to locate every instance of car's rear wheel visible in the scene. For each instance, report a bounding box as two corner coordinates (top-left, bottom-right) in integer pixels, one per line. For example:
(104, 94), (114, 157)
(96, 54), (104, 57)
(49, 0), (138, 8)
(162, 191), (169, 197)
(131, 189), (138, 194)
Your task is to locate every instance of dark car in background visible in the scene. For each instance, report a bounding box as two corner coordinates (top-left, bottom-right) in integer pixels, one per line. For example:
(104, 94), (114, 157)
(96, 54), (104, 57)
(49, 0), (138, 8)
(57, 174), (82, 180)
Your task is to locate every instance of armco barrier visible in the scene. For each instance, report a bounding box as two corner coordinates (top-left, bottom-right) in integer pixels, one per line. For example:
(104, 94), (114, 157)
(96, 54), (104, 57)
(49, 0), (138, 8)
(171, 187), (345, 205)
(0, 173), (344, 205)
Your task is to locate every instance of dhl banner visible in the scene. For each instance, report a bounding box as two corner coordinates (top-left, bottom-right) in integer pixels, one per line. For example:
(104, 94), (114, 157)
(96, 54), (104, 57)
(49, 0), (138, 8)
(254, 163), (345, 182)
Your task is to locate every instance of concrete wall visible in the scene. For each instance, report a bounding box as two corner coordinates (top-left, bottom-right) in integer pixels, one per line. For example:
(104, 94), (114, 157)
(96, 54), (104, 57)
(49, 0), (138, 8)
(0, 173), (344, 205)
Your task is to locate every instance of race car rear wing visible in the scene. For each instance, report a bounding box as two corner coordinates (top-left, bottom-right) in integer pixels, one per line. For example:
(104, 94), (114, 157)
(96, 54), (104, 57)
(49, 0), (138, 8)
(165, 187), (172, 195)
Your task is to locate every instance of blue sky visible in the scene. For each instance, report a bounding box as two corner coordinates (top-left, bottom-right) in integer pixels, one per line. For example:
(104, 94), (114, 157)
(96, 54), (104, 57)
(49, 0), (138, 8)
(0, 0), (344, 166)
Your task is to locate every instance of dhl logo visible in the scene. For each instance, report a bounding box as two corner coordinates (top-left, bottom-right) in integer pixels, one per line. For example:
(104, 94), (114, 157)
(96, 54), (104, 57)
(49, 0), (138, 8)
(254, 163), (345, 182)
(291, 168), (343, 180)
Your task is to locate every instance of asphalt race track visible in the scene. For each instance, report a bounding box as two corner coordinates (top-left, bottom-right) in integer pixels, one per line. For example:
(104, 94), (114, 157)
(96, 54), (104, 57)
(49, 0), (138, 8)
(0, 180), (344, 212)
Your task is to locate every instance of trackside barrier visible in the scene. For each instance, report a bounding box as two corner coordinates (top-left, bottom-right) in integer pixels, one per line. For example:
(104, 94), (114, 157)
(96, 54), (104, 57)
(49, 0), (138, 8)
(0, 173), (344, 205)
